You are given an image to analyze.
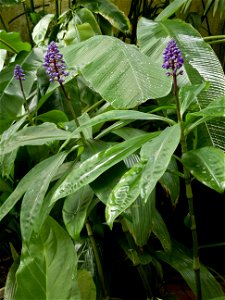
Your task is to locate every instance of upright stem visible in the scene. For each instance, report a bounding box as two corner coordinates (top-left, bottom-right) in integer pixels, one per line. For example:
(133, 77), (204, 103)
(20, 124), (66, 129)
(19, 79), (34, 125)
(173, 74), (202, 300)
(86, 221), (109, 299)
(59, 83), (85, 143)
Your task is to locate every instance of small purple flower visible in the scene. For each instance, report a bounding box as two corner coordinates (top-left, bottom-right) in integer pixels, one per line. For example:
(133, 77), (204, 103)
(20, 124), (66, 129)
(14, 64), (25, 80)
(43, 41), (69, 83)
(162, 39), (184, 76)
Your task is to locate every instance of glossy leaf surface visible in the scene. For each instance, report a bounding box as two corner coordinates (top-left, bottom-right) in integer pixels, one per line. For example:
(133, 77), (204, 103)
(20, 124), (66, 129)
(182, 147), (225, 193)
(63, 185), (94, 240)
(50, 133), (154, 204)
(62, 35), (171, 109)
(14, 217), (80, 300)
(137, 17), (225, 150)
(140, 124), (181, 200)
(0, 30), (31, 53)
(32, 14), (55, 45)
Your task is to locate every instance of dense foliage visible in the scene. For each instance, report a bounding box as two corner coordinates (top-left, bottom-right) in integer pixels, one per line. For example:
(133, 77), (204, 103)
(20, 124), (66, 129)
(0, 0), (225, 299)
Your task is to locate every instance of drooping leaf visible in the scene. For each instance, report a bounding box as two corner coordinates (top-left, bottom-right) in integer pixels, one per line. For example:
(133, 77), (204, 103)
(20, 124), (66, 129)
(61, 35), (172, 109)
(0, 30), (31, 53)
(20, 151), (69, 241)
(50, 133), (155, 204)
(14, 217), (80, 300)
(0, 123), (72, 155)
(140, 124), (181, 200)
(137, 17), (225, 151)
(76, 7), (102, 35)
(156, 240), (225, 299)
(0, 151), (68, 223)
(182, 147), (225, 193)
(63, 185), (94, 240)
(32, 14), (55, 45)
(78, 0), (131, 33)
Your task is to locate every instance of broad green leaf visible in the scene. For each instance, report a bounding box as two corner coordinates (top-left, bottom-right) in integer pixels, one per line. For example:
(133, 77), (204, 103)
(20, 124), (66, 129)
(78, 0), (131, 33)
(77, 269), (96, 300)
(159, 156), (180, 206)
(32, 14), (55, 45)
(76, 23), (96, 41)
(179, 82), (209, 117)
(63, 185), (94, 240)
(140, 124), (181, 200)
(0, 152), (68, 223)
(35, 110), (69, 123)
(155, 0), (188, 21)
(0, 123), (71, 155)
(14, 217), (80, 300)
(106, 160), (146, 229)
(0, 30), (31, 53)
(124, 189), (155, 247)
(76, 7), (102, 35)
(61, 36), (171, 109)
(20, 151), (69, 241)
(50, 133), (154, 204)
(137, 17), (225, 151)
(182, 147), (225, 193)
(156, 240), (225, 299)
(0, 48), (44, 133)
(190, 95), (225, 118)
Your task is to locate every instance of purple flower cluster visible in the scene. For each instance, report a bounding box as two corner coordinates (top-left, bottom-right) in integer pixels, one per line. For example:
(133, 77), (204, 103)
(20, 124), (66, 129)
(43, 41), (69, 83)
(14, 64), (25, 81)
(162, 39), (184, 76)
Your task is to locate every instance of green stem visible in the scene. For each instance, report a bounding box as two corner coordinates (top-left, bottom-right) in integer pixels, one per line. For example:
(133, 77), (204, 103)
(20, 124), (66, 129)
(22, 2), (33, 46)
(203, 35), (225, 40)
(19, 79), (34, 125)
(173, 74), (202, 300)
(59, 83), (85, 143)
(85, 221), (109, 299)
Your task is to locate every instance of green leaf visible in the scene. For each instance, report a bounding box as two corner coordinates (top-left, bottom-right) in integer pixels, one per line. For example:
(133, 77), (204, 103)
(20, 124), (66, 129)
(106, 160), (146, 229)
(50, 133), (154, 204)
(76, 23), (97, 41)
(76, 7), (102, 35)
(78, 0), (131, 33)
(0, 152), (68, 223)
(0, 48), (44, 133)
(0, 30), (31, 53)
(36, 110), (69, 123)
(182, 147), (225, 193)
(137, 17), (225, 151)
(140, 124), (181, 200)
(77, 269), (96, 300)
(32, 14), (55, 45)
(190, 95), (225, 118)
(20, 151), (69, 241)
(14, 217), (80, 300)
(3, 258), (20, 300)
(61, 36), (171, 109)
(63, 185), (94, 240)
(179, 82), (209, 117)
(159, 156), (180, 206)
(156, 240), (225, 299)
(0, 123), (71, 155)
(124, 189), (155, 247)
(155, 0), (188, 21)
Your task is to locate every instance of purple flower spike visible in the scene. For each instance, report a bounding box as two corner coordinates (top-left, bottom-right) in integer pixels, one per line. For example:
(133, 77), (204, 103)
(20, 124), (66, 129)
(43, 41), (69, 83)
(14, 64), (25, 80)
(162, 39), (184, 76)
